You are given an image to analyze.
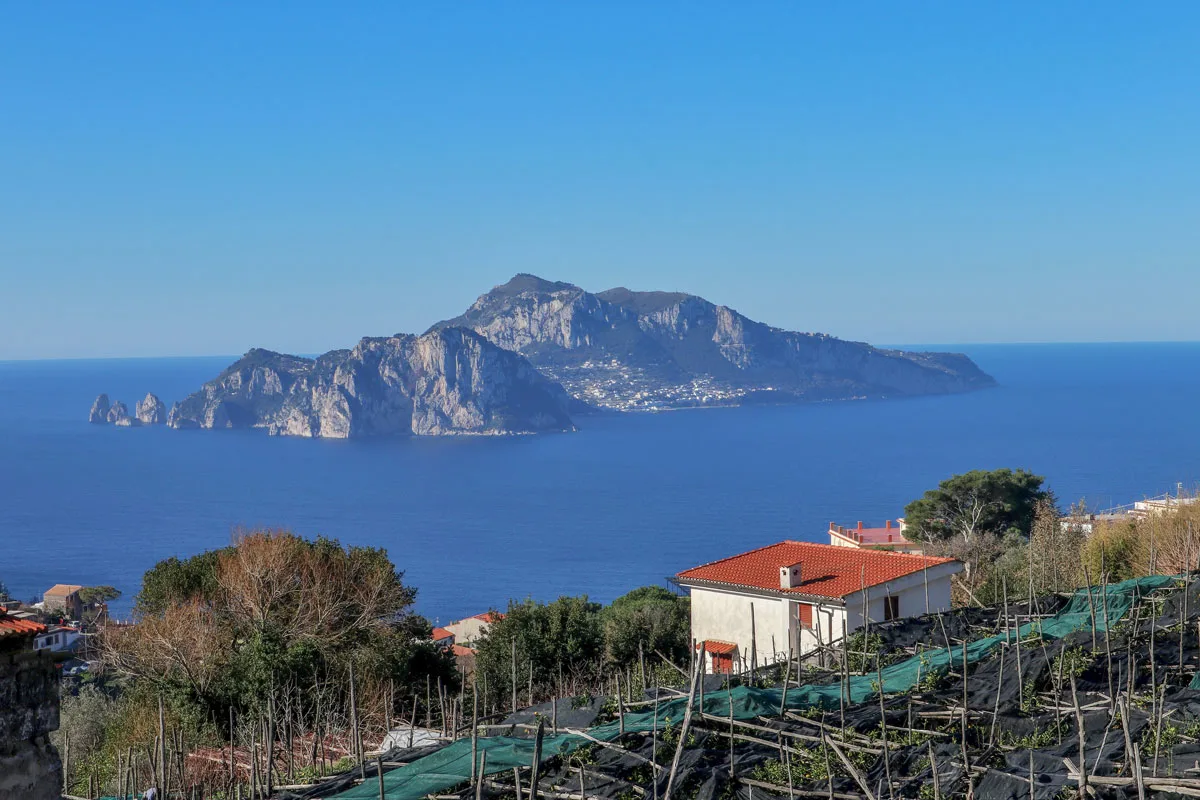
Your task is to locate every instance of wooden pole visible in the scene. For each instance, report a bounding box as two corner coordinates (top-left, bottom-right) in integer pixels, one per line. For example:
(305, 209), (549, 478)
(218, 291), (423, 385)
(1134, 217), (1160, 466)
(663, 655), (701, 800)
(1070, 673), (1087, 798)
(471, 676), (480, 783)
(158, 694), (167, 796)
(529, 720), (545, 800)
(511, 639), (518, 714)
(476, 749), (488, 800)
(927, 740), (940, 800)
(377, 753), (386, 800)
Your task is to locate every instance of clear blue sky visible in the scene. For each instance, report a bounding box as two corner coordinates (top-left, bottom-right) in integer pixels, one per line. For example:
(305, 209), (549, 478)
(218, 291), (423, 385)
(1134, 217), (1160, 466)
(3, 3), (1199, 359)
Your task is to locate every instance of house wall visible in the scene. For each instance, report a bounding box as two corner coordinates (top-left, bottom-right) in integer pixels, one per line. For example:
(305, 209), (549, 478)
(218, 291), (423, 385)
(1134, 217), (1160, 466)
(687, 565), (958, 672)
(444, 617), (492, 645)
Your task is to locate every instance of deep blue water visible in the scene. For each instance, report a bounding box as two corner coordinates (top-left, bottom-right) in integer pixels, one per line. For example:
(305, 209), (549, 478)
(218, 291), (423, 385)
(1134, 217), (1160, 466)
(1, 343), (1197, 623)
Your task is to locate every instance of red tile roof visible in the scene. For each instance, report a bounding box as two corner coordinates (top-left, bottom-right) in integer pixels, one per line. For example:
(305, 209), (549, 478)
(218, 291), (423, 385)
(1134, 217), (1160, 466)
(697, 640), (737, 655)
(431, 627), (454, 642)
(451, 644), (476, 658)
(473, 611), (504, 623)
(676, 541), (957, 600)
(0, 613), (47, 639)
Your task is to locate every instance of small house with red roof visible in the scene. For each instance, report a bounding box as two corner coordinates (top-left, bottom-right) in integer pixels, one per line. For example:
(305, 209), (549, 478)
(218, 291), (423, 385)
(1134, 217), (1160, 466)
(443, 611), (504, 649)
(829, 519), (921, 554)
(675, 541), (961, 674)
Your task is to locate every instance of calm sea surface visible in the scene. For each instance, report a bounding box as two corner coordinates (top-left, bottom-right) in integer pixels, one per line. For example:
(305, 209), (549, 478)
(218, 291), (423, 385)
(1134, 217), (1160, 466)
(1, 343), (1197, 622)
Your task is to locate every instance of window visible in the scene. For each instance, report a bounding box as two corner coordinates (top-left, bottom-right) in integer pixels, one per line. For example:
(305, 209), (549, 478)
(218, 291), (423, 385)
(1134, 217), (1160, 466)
(884, 596), (900, 621)
(797, 603), (813, 629)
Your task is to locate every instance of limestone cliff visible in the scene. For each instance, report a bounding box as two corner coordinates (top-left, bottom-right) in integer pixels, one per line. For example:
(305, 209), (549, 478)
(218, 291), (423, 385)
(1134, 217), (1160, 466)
(135, 392), (167, 425)
(88, 394), (110, 424)
(168, 328), (577, 438)
(432, 274), (996, 409)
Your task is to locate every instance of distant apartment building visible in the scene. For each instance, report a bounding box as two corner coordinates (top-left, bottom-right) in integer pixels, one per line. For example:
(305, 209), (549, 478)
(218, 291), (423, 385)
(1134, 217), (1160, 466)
(1062, 492), (1200, 534)
(675, 541), (961, 674)
(828, 519), (921, 554)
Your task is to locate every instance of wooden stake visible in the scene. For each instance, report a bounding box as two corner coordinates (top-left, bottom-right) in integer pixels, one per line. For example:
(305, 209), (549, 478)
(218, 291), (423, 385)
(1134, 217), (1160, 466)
(663, 654), (701, 800)
(927, 740), (940, 800)
(1069, 673), (1087, 798)
(529, 720), (545, 800)
(511, 639), (518, 714)
(476, 749), (488, 800)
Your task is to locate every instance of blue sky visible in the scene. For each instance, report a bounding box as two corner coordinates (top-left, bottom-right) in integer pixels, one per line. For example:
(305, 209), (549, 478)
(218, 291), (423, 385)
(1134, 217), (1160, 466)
(3, 3), (1199, 359)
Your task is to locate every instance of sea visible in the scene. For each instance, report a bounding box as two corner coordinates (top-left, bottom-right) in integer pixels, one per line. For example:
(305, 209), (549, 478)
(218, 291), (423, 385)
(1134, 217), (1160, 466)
(1, 342), (1197, 624)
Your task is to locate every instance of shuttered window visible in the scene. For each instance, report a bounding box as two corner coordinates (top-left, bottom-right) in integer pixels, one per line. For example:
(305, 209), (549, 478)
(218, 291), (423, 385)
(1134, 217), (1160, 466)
(798, 602), (813, 629)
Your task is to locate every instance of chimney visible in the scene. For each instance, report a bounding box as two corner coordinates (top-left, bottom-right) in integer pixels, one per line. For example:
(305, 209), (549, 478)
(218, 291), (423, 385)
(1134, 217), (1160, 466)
(780, 562), (803, 589)
(857, 521), (864, 531)
(886, 520), (892, 530)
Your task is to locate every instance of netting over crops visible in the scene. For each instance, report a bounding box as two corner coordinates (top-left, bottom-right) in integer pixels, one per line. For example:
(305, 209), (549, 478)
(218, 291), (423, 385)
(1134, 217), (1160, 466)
(324, 574), (1174, 800)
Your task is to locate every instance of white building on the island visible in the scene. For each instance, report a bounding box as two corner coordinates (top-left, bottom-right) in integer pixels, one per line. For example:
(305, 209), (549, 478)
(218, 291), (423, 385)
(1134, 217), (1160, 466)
(674, 541), (962, 674)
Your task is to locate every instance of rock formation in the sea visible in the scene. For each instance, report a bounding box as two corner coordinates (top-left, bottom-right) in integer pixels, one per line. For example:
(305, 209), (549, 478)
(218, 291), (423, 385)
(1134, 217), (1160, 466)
(135, 392), (167, 425)
(88, 394), (111, 424)
(431, 274), (997, 410)
(168, 327), (578, 438)
(106, 401), (131, 425)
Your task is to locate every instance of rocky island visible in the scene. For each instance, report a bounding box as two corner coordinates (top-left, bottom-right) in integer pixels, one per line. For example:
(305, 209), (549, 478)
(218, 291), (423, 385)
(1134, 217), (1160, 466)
(90, 275), (996, 438)
(163, 327), (577, 438)
(89, 392), (168, 428)
(432, 274), (996, 410)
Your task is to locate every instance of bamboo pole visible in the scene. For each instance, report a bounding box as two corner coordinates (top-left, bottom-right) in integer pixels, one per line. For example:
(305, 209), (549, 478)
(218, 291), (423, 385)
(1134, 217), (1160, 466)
(663, 654), (701, 800)
(529, 720), (545, 800)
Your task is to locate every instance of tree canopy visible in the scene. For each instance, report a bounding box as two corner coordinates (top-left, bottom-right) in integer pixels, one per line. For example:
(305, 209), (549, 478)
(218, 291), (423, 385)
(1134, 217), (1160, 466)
(903, 468), (1052, 543)
(473, 586), (690, 703)
(104, 529), (454, 720)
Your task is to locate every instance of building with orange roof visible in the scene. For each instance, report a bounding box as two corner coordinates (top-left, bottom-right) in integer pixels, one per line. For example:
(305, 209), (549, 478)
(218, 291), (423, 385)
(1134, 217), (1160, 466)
(0, 610), (47, 652)
(42, 584), (84, 619)
(442, 610), (504, 648)
(675, 541), (961, 674)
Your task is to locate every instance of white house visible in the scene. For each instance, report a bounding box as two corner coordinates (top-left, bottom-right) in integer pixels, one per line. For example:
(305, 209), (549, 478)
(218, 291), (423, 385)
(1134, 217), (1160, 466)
(33, 624), (82, 653)
(675, 541), (962, 674)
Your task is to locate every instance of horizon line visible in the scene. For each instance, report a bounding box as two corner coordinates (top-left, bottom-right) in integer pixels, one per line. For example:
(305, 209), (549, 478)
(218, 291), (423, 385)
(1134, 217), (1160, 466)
(3, 338), (1200, 364)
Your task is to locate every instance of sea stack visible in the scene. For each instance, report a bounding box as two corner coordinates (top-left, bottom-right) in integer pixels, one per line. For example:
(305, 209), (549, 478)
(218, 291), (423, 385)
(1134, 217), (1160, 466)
(106, 401), (132, 426)
(135, 392), (167, 425)
(88, 394), (111, 424)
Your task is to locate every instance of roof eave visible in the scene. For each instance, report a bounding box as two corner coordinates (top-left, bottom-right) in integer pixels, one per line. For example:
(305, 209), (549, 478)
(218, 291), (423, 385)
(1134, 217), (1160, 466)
(673, 577), (849, 606)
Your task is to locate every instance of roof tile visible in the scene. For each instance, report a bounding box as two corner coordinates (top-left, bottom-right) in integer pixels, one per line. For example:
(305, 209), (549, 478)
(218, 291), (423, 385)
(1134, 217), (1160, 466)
(676, 541), (957, 600)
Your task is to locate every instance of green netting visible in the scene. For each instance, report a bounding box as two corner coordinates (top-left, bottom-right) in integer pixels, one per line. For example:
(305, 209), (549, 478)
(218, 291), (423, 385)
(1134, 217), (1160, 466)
(325, 574), (1174, 799)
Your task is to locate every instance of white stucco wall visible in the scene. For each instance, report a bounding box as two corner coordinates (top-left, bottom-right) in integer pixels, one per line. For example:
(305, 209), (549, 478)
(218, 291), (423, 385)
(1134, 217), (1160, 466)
(686, 562), (959, 672)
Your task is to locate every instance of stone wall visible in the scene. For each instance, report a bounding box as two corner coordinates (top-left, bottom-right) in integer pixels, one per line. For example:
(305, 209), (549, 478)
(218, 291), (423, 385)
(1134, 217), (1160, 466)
(0, 648), (62, 800)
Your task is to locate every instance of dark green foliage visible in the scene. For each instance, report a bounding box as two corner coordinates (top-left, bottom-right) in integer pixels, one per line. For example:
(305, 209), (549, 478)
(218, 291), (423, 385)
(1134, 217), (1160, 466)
(135, 548), (229, 613)
(78, 585), (121, 606)
(904, 468), (1052, 542)
(475, 596), (606, 699)
(602, 586), (690, 666)
(473, 587), (690, 705)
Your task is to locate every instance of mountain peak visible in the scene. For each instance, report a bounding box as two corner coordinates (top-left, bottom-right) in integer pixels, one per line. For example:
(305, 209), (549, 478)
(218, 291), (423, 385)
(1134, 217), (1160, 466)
(596, 287), (696, 315)
(491, 274), (578, 297)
